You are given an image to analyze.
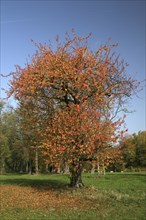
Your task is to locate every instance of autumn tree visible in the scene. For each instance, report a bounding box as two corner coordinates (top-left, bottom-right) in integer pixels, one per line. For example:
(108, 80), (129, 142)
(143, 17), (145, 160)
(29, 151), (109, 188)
(104, 146), (124, 172)
(6, 31), (140, 187)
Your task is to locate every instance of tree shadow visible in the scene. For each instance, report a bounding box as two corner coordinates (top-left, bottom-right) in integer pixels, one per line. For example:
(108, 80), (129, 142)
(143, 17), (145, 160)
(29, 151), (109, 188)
(121, 173), (146, 176)
(0, 174), (71, 191)
(111, 173), (146, 178)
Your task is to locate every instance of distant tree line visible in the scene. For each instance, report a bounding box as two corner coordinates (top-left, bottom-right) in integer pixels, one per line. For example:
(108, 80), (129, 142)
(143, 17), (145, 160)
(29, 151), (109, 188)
(120, 131), (146, 171)
(0, 101), (145, 175)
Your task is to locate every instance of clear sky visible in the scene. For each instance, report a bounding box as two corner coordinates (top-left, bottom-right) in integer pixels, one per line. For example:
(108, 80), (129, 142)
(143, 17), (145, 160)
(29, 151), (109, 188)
(0, 0), (145, 134)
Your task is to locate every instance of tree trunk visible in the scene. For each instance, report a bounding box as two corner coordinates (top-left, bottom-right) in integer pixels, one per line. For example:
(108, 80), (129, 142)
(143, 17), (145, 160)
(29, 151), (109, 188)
(0, 159), (5, 175)
(103, 163), (106, 175)
(97, 156), (101, 176)
(35, 147), (39, 175)
(91, 163), (95, 174)
(64, 164), (69, 174)
(57, 164), (61, 173)
(29, 159), (32, 174)
(45, 164), (48, 173)
(26, 161), (29, 173)
(70, 162), (84, 188)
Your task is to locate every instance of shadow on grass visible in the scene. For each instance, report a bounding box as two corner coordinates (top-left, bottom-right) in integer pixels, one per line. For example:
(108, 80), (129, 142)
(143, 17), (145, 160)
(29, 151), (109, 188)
(0, 174), (70, 190)
(107, 173), (146, 179)
(120, 173), (146, 176)
(0, 173), (145, 190)
(84, 172), (146, 178)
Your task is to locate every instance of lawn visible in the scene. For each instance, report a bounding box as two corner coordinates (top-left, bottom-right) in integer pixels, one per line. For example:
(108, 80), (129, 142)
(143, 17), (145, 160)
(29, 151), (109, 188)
(0, 172), (146, 220)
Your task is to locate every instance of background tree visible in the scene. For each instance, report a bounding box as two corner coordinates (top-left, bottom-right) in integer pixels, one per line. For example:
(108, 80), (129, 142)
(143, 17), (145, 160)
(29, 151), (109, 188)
(135, 131), (146, 167)
(7, 31), (140, 186)
(121, 134), (137, 168)
(121, 131), (146, 170)
(0, 103), (31, 173)
(1, 106), (24, 172)
(17, 105), (47, 174)
(0, 102), (10, 174)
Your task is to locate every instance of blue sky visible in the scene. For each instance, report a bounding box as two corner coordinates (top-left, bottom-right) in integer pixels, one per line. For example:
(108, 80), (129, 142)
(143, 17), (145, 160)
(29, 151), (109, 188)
(1, 0), (145, 134)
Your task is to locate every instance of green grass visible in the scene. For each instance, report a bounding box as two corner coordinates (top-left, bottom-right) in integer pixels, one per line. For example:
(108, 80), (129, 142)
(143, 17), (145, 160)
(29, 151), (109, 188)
(0, 172), (146, 220)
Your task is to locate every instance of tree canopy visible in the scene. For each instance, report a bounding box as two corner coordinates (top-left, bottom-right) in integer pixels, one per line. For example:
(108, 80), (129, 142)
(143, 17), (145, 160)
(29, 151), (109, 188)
(5, 31), (141, 186)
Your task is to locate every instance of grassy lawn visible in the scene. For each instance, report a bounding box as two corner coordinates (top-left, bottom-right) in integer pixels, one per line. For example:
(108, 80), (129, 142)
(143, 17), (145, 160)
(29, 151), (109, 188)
(0, 172), (146, 220)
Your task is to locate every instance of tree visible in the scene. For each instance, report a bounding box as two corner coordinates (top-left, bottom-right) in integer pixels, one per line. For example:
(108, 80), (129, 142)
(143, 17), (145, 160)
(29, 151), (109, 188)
(120, 134), (137, 168)
(0, 133), (10, 174)
(7, 31), (140, 186)
(0, 103), (31, 174)
(0, 102), (10, 174)
(2, 108), (22, 172)
(136, 131), (146, 167)
(105, 146), (124, 172)
(121, 131), (146, 169)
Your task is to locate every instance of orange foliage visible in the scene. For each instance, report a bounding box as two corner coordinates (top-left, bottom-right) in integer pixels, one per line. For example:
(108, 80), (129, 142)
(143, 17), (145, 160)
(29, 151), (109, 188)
(5, 30), (141, 185)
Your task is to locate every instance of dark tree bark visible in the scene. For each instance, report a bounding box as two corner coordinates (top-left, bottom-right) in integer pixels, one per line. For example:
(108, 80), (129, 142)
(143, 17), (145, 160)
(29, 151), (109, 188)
(70, 162), (84, 188)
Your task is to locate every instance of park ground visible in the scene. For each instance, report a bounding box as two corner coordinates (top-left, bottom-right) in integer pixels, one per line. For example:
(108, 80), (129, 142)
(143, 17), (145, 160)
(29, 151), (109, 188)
(0, 172), (146, 220)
